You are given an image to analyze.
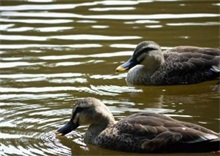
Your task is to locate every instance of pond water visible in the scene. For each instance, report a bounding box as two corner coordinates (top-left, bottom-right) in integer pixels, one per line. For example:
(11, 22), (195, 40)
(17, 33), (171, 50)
(0, 0), (219, 155)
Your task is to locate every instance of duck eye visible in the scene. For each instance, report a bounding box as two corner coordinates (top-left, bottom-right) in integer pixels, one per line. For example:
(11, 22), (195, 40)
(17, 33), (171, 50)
(135, 46), (153, 57)
(76, 107), (84, 112)
(71, 106), (89, 122)
(135, 47), (159, 63)
(143, 46), (157, 52)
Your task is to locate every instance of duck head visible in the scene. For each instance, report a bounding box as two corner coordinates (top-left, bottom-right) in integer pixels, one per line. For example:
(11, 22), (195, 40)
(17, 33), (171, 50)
(116, 41), (164, 72)
(57, 97), (115, 135)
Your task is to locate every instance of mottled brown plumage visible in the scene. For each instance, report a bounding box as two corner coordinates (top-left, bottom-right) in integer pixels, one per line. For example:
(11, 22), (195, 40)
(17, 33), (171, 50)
(116, 41), (220, 85)
(57, 97), (220, 153)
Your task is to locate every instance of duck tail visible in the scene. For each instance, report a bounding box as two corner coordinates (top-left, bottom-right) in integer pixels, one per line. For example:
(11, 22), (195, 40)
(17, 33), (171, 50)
(206, 138), (220, 152)
(211, 65), (220, 73)
(171, 139), (220, 153)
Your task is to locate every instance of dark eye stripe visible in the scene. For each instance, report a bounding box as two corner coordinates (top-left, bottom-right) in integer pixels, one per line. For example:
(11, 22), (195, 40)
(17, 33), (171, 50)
(135, 47), (158, 62)
(137, 53), (146, 63)
(135, 47), (157, 57)
(76, 106), (85, 112)
(71, 106), (89, 121)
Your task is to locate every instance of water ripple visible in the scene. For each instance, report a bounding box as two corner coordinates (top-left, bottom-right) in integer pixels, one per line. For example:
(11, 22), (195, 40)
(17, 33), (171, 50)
(0, 1), (148, 12)
(0, 34), (141, 41)
(167, 21), (220, 26)
(0, 44), (102, 49)
(0, 0), (219, 155)
(50, 34), (141, 40)
(0, 18), (73, 24)
(1, 11), (218, 19)
(91, 85), (142, 94)
(0, 73), (84, 79)
(0, 23), (14, 30)
(38, 51), (132, 61)
(0, 85), (141, 97)
(0, 86), (89, 93)
(0, 62), (44, 68)
(6, 26), (73, 32)
(0, 93), (69, 101)
(89, 7), (135, 11)
(0, 4), (77, 11)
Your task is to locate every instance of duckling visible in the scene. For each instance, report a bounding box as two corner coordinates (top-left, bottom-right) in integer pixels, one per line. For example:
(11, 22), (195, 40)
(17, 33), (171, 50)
(57, 97), (220, 153)
(116, 41), (220, 85)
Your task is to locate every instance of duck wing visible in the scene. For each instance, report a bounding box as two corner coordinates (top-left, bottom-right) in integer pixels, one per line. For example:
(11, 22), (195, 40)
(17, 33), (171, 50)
(151, 47), (220, 85)
(105, 113), (220, 153)
(165, 46), (220, 55)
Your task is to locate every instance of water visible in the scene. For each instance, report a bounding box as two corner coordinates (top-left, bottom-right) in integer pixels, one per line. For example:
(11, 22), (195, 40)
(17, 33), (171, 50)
(0, 0), (219, 155)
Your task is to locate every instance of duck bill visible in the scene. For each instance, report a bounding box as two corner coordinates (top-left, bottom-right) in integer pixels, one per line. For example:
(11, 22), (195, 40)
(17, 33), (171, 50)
(57, 121), (79, 135)
(116, 57), (138, 72)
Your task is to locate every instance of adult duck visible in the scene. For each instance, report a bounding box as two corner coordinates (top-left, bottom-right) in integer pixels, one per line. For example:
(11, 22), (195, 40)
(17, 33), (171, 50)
(116, 41), (220, 85)
(57, 97), (220, 153)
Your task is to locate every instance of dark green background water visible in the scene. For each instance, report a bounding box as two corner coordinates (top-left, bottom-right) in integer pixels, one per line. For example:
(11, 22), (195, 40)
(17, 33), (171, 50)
(0, 0), (219, 155)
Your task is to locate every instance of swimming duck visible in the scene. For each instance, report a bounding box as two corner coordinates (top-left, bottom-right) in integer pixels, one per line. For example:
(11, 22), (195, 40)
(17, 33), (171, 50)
(116, 41), (220, 85)
(57, 97), (220, 153)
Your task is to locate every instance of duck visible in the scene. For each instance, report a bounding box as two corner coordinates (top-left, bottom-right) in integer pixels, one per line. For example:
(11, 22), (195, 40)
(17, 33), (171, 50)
(56, 97), (220, 153)
(116, 41), (220, 85)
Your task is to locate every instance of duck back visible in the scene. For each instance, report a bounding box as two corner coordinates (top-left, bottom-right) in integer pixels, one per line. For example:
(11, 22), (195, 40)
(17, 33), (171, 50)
(94, 113), (220, 153)
(150, 47), (220, 85)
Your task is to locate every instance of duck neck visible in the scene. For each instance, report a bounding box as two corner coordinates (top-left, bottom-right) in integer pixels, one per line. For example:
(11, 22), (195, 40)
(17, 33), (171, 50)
(127, 65), (152, 85)
(84, 117), (115, 144)
(126, 52), (165, 85)
(142, 50), (165, 73)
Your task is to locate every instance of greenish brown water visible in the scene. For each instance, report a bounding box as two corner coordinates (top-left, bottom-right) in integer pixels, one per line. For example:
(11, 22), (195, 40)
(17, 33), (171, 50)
(0, 0), (219, 155)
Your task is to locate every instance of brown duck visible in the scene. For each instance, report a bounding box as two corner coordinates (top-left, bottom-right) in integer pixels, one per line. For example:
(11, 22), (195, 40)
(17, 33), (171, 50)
(57, 97), (220, 153)
(116, 41), (220, 85)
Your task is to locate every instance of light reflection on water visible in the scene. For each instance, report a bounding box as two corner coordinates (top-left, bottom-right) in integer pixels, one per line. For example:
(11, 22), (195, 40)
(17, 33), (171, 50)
(0, 0), (219, 155)
(0, 34), (141, 41)
(2, 11), (219, 19)
(0, 44), (102, 49)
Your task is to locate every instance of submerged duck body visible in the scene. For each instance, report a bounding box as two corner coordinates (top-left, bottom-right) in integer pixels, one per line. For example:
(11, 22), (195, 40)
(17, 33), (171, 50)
(57, 97), (220, 153)
(116, 41), (220, 85)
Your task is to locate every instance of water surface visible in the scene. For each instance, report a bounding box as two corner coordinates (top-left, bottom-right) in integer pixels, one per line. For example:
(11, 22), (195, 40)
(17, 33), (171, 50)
(0, 0), (219, 155)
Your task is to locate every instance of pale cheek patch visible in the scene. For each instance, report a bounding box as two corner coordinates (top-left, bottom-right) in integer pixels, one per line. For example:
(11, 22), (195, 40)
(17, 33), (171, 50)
(137, 53), (147, 63)
(80, 103), (89, 108)
(73, 113), (80, 124)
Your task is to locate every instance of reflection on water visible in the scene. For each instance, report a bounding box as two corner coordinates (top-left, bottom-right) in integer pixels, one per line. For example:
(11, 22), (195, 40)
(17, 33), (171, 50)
(0, 0), (219, 155)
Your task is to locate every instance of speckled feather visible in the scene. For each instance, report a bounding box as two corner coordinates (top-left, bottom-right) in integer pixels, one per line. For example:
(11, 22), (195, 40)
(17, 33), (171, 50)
(151, 48), (220, 85)
(94, 113), (219, 153)
(57, 98), (220, 153)
(121, 42), (220, 85)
